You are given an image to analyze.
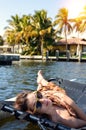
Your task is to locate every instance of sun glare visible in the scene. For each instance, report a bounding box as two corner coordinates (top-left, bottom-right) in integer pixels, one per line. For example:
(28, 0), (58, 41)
(67, 0), (85, 18)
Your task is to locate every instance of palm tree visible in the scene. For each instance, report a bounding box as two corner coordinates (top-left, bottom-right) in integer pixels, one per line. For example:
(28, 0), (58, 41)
(17, 15), (33, 53)
(6, 14), (21, 31)
(4, 11), (55, 56)
(31, 10), (53, 60)
(4, 29), (16, 53)
(4, 14), (22, 53)
(71, 17), (83, 55)
(73, 18), (82, 36)
(0, 35), (4, 45)
(79, 6), (86, 33)
(72, 6), (86, 56)
(5, 14), (32, 53)
(54, 8), (72, 51)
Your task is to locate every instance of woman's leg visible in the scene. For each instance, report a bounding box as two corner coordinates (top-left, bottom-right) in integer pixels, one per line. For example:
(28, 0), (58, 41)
(37, 70), (66, 92)
(37, 70), (48, 86)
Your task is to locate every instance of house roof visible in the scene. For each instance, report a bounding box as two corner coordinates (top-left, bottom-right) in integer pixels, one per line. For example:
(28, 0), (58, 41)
(56, 38), (86, 45)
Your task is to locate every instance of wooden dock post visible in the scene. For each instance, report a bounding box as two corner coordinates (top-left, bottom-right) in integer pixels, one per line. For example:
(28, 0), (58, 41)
(78, 51), (82, 62)
(46, 50), (49, 61)
(56, 50), (59, 61)
(66, 50), (70, 61)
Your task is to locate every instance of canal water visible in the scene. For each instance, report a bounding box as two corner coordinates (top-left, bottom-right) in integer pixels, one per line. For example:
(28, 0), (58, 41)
(0, 60), (86, 130)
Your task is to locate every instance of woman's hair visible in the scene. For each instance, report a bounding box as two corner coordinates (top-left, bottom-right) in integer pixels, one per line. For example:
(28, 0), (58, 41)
(14, 90), (31, 112)
(41, 82), (66, 94)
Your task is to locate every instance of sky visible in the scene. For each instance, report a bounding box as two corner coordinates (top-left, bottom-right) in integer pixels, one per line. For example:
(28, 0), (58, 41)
(0, 0), (86, 37)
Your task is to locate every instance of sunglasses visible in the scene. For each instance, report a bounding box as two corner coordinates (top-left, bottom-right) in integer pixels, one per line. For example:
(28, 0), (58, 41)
(33, 91), (43, 113)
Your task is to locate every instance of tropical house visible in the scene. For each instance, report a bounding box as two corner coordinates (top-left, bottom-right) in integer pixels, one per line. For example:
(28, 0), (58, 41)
(54, 37), (86, 57)
(0, 45), (12, 53)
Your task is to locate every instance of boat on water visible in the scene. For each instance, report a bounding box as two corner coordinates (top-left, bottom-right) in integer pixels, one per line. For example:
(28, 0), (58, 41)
(0, 78), (86, 130)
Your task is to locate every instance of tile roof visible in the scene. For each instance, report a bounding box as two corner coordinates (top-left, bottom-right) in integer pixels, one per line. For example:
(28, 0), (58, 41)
(57, 38), (86, 45)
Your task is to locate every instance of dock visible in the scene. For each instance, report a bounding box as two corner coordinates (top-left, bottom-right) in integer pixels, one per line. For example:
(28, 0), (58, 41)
(0, 54), (20, 65)
(20, 55), (86, 62)
(0, 54), (86, 65)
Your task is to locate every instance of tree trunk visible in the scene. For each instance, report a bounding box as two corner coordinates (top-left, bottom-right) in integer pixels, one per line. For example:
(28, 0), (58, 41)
(41, 37), (44, 61)
(64, 25), (68, 51)
(77, 33), (80, 56)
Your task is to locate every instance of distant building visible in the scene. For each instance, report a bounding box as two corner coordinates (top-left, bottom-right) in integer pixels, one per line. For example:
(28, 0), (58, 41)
(0, 45), (12, 53)
(54, 37), (86, 56)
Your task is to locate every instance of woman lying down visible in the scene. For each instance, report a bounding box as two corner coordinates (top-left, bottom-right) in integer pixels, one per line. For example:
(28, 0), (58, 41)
(14, 70), (86, 129)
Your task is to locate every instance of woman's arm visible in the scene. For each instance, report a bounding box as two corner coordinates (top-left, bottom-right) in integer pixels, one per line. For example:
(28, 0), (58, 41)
(60, 116), (86, 128)
(63, 94), (86, 121)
